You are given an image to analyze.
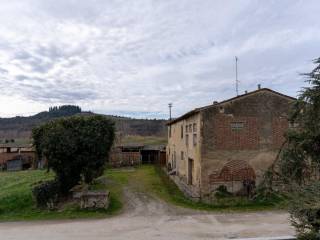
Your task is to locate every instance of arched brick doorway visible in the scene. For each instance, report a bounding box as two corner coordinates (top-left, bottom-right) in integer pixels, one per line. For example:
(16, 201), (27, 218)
(209, 160), (256, 193)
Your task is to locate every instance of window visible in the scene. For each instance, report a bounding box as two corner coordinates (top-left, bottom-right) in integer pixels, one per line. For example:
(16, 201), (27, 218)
(189, 124), (192, 132)
(181, 151), (184, 160)
(186, 134), (189, 147)
(186, 125), (188, 133)
(193, 134), (197, 146)
(169, 126), (172, 138)
(289, 122), (299, 129)
(181, 125), (184, 139)
(173, 151), (176, 168)
(231, 122), (245, 130)
(193, 123), (197, 132)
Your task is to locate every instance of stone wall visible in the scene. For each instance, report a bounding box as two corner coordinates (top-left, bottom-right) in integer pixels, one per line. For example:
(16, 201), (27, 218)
(167, 113), (202, 190)
(168, 174), (201, 201)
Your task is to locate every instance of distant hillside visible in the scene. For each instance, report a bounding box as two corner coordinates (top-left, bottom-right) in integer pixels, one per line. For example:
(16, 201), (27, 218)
(0, 105), (167, 139)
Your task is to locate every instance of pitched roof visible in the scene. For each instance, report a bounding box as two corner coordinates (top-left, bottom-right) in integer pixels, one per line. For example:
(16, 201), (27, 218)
(167, 88), (296, 125)
(0, 143), (33, 148)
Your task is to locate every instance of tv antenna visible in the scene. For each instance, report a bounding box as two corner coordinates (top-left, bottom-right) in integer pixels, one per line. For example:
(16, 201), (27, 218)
(235, 56), (239, 96)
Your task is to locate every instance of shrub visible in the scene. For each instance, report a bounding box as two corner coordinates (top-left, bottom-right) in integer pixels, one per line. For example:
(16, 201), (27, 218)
(32, 115), (115, 195)
(253, 186), (285, 204)
(297, 232), (320, 240)
(289, 182), (320, 239)
(32, 180), (60, 209)
(214, 185), (232, 198)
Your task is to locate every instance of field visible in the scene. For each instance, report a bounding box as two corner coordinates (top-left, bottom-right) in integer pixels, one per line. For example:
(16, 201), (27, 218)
(0, 165), (285, 221)
(0, 170), (121, 221)
(121, 135), (167, 145)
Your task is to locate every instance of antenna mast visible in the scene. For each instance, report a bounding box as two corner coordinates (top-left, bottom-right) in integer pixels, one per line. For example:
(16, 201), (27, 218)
(235, 56), (239, 96)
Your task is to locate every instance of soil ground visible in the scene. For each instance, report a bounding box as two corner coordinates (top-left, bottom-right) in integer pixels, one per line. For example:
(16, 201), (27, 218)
(0, 186), (294, 240)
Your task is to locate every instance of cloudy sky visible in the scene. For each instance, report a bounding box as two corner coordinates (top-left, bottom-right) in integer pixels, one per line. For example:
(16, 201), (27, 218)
(0, 0), (319, 119)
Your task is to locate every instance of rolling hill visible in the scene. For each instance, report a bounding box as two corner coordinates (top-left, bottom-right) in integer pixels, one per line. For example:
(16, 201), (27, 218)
(0, 105), (167, 140)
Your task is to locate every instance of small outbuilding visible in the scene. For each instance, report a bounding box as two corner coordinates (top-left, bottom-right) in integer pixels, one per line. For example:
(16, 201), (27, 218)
(0, 143), (36, 171)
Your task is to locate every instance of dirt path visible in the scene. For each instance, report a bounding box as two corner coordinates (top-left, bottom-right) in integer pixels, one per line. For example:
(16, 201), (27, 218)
(0, 187), (295, 240)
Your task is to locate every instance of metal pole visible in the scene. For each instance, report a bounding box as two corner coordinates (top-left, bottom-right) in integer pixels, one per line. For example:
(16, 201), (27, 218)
(168, 103), (172, 137)
(235, 56), (239, 96)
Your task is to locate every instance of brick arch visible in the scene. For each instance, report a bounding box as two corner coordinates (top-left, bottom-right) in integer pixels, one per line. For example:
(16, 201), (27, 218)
(210, 160), (256, 183)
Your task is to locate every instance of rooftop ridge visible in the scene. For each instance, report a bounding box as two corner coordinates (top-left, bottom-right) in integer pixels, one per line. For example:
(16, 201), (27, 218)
(167, 88), (296, 125)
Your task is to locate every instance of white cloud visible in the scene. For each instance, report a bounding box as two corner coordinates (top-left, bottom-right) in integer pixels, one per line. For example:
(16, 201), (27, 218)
(0, 0), (319, 118)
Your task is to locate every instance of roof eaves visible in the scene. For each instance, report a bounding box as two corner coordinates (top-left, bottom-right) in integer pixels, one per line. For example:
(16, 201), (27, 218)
(166, 108), (201, 125)
(166, 88), (296, 126)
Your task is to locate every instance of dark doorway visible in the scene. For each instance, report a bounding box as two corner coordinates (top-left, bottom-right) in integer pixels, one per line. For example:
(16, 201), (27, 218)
(141, 150), (159, 164)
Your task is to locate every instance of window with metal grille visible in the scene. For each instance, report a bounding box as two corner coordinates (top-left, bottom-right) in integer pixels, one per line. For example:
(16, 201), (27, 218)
(230, 122), (245, 130)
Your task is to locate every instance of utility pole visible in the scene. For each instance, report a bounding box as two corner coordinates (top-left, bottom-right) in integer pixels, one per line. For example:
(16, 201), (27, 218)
(235, 56), (239, 96)
(168, 103), (172, 137)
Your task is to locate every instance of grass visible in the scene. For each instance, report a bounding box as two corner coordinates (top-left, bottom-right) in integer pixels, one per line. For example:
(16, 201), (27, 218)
(0, 138), (32, 145)
(0, 165), (285, 222)
(105, 165), (286, 212)
(0, 170), (122, 221)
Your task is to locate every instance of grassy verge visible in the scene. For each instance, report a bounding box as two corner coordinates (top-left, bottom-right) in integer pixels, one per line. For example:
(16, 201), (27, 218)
(106, 165), (287, 212)
(0, 170), (122, 221)
(0, 165), (286, 222)
(153, 166), (287, 211)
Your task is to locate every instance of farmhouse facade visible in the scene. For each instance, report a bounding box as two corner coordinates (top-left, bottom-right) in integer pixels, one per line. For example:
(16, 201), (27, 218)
(166, 87), (295, 201)
(0, 143), (36, 171)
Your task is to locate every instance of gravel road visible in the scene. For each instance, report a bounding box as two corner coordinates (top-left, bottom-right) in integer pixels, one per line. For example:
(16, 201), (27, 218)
(0, 188), (295, 240)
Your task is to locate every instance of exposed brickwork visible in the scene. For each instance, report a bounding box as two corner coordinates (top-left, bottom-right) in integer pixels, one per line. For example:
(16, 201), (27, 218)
(210, 160), (256, 183)
(213, 116), (259, 150)
(167, 89), (295, 200)
(109, 148), (141, 167)
(0, 152), (35, 165)
(272, 117), (289, 148)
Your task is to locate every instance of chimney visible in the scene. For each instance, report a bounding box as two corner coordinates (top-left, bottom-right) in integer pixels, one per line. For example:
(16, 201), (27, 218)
(245, 90), (248, 94)
(213, 101), (219, 105)
(258, 84), (261, 90)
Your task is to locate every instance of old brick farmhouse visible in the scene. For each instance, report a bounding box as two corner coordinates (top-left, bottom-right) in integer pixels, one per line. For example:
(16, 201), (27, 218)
(0, 143), (36, 171)
(166, 87), (296, 201)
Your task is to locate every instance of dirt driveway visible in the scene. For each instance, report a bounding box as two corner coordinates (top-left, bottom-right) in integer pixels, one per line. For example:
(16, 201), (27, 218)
(0, 187), (295, 240)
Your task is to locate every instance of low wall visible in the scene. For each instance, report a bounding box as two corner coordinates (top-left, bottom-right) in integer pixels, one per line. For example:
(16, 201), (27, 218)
(168, 173), (201, 201)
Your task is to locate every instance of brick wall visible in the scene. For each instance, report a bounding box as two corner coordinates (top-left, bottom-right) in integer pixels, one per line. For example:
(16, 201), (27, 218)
(0, 152), (35, 166)
(272, 117), (289, 148)
(213, 115), (259, 150)
(109, 148), (141, 167)
(199, 90), (295, 197)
